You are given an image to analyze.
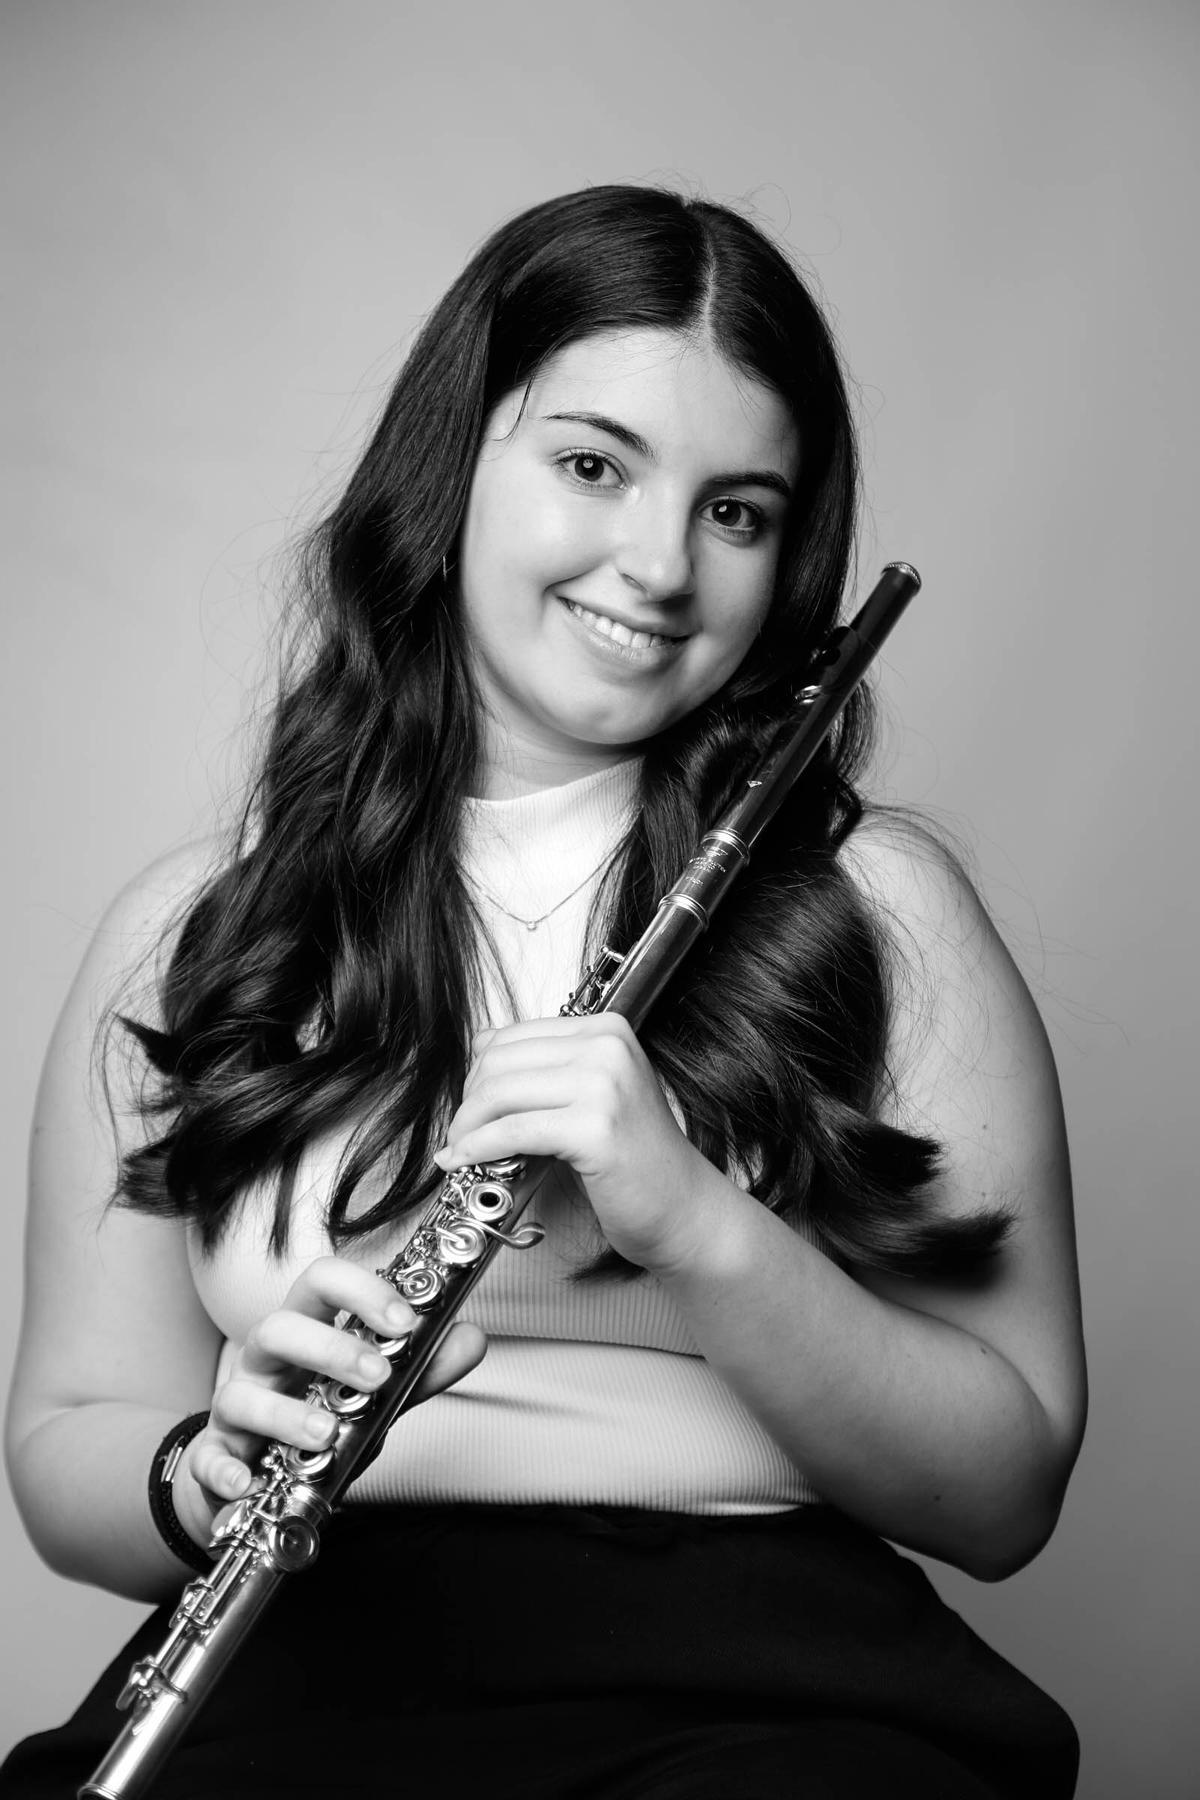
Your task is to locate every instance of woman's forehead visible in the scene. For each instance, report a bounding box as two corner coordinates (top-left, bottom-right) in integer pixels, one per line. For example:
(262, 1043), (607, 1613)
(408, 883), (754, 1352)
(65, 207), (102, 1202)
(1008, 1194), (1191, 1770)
(519, 327), (799, 472)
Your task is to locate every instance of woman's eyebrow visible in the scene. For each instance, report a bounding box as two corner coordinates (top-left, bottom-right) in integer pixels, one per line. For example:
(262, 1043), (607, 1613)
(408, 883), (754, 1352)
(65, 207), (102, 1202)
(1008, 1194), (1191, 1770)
(542, 409), (793, 499)
(543, 410), (654, 458)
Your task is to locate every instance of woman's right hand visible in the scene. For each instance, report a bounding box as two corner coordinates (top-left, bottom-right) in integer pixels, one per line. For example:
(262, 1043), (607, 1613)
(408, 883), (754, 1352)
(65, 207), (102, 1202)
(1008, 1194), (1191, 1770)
(173, 1254), (487, 1547)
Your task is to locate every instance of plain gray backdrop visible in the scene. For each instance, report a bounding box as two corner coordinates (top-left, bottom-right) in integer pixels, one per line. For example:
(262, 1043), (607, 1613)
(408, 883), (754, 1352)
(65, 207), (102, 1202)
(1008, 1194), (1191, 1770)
(3, 3), (1197, 1795)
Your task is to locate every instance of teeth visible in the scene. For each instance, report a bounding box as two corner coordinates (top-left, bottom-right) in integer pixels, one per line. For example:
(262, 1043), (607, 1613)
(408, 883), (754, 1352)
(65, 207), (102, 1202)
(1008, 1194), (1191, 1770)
(566, 601), (677, 651)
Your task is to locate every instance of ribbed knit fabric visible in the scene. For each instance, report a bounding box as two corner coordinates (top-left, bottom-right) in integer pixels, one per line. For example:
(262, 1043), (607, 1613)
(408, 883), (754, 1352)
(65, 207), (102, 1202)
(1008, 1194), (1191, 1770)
(189, 759), (818, 1512)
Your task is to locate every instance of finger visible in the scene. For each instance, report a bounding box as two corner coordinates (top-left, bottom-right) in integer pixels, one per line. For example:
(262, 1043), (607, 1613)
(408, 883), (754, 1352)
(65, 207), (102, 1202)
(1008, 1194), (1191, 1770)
(463, 1016), (639, 1093)
(238, 1308), (399, 1390)
(195, 1390), (335, 1504)
(279, 1256), (420, 1338)
(465, 1035), (587, 1082)
(434, 1109), (575, 1173)
(481, 1015), (626, 1044)
(196, 1322), (487, 1499)
(181, 1423), (257, 1508)
(408, 1321), (488, 1401)
(201, 1378), (338, 1485)
(467, 1015), (627, 1060)
(463, 1026), (550, 1097)
(462, 1015), (604, 1076)
(451, 1064), (584, 1143)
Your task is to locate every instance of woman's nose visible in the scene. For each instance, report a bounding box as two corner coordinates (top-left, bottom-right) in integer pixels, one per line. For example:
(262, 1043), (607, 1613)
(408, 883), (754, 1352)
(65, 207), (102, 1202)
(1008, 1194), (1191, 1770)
(614, 502), (695, 602)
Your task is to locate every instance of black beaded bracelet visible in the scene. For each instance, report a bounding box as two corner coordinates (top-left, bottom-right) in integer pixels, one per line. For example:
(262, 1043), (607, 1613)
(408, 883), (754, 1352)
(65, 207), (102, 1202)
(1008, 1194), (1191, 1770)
(148, 1411), (214, 1575)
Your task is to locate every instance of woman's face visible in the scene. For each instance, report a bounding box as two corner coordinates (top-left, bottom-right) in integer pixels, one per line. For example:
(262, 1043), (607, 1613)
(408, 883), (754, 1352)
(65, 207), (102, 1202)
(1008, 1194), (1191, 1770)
(458, 327), (800, 796)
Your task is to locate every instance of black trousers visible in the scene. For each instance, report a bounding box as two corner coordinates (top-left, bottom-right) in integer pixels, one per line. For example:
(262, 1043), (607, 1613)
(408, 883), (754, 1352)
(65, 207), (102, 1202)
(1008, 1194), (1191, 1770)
(1, 1504), (1078, 1799)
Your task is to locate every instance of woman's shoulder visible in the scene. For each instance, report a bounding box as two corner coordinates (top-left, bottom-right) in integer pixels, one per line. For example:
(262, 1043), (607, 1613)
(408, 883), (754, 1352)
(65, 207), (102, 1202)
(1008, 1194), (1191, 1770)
(28, 840), (227, 1253)
(103, 836), (223, 928)
(838, 806), (1057, 1126)
(59, 837), (224, 1043)
(105, 832), (223, 951)
(837, 805), (1019, 1006)
(839, 806), (986, 942)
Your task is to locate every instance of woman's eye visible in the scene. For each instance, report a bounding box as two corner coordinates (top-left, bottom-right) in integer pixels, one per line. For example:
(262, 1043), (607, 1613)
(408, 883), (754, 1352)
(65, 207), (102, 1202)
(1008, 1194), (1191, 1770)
(557, 450), (621, 488)
(704, 497), (764, 539)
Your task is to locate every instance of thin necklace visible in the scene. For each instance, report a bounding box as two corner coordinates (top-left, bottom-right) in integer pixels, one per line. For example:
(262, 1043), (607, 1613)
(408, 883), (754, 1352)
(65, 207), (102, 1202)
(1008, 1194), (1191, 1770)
(471, 852), (611, 931)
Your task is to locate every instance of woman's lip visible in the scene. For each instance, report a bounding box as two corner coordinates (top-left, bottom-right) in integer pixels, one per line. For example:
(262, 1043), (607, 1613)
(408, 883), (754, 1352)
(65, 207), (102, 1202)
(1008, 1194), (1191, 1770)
(557, 596), (688, 658)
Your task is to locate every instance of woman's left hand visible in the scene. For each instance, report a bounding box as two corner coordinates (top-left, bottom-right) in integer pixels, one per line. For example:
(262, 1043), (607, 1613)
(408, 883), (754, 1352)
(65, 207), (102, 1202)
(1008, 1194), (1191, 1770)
(434, 1015), (718, 1273)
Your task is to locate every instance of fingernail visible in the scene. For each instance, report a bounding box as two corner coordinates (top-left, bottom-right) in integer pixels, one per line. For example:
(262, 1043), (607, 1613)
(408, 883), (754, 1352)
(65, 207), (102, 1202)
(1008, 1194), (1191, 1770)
(229, 1466), (251, 1496)
(305, 1413), (335, 1444)
(386, 1300), (413, 1329)
(432, 1146), (453, 1171)
(358, 1351), (390, 1383)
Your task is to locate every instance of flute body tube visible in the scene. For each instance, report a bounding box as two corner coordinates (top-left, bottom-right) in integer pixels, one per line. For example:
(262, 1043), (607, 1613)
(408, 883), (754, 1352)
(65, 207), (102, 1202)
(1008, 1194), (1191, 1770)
(80, 561), (919, 1799)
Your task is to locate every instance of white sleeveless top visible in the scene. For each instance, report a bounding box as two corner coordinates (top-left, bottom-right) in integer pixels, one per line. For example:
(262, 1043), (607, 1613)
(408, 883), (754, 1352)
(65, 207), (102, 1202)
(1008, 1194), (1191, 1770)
(189, 760), (818, 1513)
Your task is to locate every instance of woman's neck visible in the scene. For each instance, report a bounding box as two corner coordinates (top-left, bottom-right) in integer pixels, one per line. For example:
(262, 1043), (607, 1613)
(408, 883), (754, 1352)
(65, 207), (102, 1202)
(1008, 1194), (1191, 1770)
(470, 747), (640, 801)
(469, 715), (643, 800)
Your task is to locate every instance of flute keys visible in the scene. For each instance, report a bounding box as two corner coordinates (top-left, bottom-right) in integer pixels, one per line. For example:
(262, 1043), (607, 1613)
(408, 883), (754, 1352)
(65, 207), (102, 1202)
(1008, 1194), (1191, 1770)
(118, 1658), (167, 1713)
(397, 1265), (445, 1307)
(361, 1327), (412, 1359)
(436, 1222), (488, 1265)
(269, 1516), (321, 1572)
(175, 1582), (221, 1627)
(465, 1179), (514, 1223)
(282, 1442), (337, 1479)
(322, 1380), (375, 1418)
(480, 1156), (526, 1181)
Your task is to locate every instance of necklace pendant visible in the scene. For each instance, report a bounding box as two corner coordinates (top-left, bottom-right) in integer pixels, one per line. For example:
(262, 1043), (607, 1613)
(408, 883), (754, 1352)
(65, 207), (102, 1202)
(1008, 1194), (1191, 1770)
(469, 844), (613, 937)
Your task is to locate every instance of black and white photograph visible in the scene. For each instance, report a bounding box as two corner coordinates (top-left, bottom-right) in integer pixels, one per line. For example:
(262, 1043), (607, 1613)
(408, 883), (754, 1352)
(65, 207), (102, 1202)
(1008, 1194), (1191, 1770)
(2, 5), (1196, 1796)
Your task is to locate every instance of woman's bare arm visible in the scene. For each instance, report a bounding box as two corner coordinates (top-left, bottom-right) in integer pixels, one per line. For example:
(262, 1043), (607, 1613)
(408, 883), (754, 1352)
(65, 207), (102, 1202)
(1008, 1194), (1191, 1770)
(6, 850), (483, 1602)
(653, 816), (1086, 1576)
(6, 848), (230, 1599)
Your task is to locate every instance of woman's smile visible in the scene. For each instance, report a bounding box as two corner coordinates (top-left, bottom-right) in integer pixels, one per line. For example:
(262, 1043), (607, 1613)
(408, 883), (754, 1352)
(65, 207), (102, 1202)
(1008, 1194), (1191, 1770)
(558, 595), (689, 662)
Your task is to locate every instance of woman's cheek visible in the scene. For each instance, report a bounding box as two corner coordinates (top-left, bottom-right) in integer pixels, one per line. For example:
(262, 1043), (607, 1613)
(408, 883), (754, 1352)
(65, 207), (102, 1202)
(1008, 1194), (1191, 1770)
(529, 495), (613, 573)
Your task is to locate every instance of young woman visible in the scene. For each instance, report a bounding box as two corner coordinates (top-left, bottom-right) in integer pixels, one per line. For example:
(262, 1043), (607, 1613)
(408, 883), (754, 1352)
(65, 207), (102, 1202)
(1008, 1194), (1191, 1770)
(3, 186), (1085, 1798)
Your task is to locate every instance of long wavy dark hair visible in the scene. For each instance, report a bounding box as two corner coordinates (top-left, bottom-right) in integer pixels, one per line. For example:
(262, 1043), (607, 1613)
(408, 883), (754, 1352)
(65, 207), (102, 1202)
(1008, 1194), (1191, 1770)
(120, 185), (1007, 1276)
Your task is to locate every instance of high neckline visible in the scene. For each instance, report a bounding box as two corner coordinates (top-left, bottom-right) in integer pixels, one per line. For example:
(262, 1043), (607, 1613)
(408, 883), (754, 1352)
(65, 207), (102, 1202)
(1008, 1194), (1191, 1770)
(463, 757), (642, 836)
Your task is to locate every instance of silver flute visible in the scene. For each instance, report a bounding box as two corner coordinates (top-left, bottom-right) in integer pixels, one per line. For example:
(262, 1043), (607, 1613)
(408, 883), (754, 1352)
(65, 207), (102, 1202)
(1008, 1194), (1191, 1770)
(80, 561), (920, 1799)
